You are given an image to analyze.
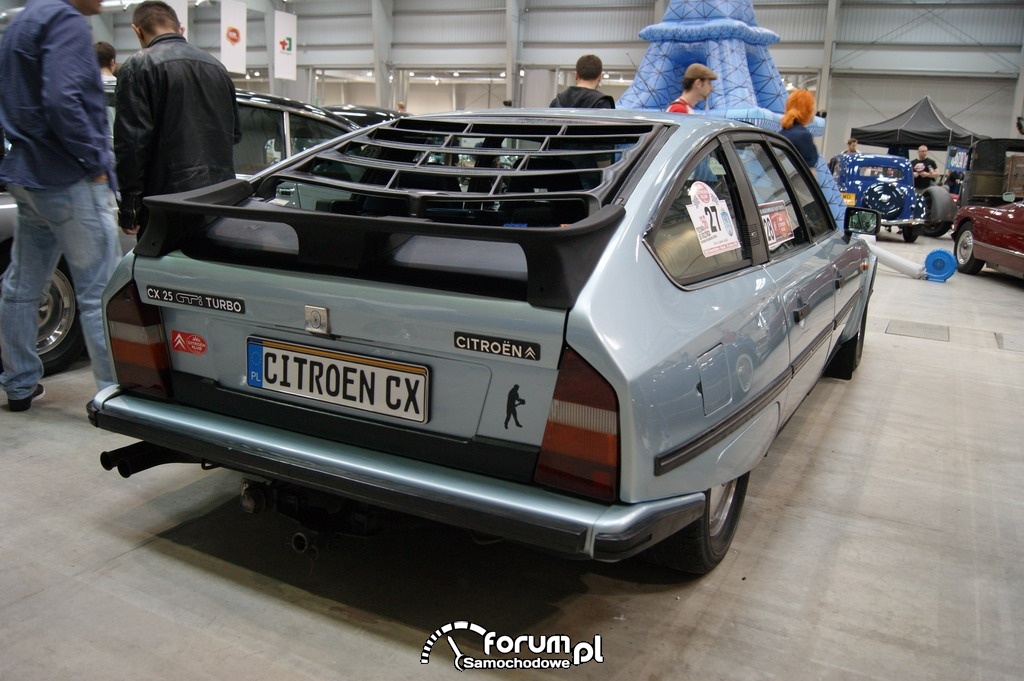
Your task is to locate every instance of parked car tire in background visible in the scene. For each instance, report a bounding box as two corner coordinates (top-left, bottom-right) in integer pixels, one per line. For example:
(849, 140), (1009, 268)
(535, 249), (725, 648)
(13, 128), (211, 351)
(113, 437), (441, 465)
(0, 247), (86, 375)
(920, 185), (956, 238)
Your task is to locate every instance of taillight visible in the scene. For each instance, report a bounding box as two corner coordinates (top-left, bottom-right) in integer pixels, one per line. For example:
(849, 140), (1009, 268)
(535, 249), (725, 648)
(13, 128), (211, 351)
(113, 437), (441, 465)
(106, 282), (172, 399)
(535, 347), (619, 502)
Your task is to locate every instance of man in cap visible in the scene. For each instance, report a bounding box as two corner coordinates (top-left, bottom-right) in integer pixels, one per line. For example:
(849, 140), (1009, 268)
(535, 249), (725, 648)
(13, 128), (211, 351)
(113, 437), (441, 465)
(667, 64), (718, 114)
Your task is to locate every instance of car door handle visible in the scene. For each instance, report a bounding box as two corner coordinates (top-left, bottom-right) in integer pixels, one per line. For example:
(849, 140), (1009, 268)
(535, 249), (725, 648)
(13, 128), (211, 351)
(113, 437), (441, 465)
(793, 301), (811, 323)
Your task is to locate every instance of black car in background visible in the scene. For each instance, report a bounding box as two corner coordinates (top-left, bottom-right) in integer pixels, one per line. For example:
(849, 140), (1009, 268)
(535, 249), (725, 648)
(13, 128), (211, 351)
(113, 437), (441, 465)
(0, 91), (354, 376)
(325, 103), (407, 128)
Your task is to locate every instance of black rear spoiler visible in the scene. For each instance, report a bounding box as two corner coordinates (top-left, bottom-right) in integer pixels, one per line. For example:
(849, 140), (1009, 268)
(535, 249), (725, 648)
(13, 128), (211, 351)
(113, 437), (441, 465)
(138, 179), (627, 309)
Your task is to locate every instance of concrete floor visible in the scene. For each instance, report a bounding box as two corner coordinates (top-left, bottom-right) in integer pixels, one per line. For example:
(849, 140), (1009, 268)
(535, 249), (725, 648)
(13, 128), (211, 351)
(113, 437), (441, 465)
(2, 233), (1023, 680)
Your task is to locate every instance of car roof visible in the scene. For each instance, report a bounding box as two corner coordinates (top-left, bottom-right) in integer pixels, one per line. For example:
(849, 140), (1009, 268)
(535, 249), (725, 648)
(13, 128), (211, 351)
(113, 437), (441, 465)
(324, 104), (406, 127)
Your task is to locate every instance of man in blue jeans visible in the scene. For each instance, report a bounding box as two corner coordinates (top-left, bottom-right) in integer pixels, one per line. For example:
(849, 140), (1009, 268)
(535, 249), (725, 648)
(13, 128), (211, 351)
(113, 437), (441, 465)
(0, 0), (121, 411)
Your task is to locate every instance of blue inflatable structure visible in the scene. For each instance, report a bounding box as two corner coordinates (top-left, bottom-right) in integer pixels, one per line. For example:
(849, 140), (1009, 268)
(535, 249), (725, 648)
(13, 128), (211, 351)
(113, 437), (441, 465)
(618, 0), (847, 227)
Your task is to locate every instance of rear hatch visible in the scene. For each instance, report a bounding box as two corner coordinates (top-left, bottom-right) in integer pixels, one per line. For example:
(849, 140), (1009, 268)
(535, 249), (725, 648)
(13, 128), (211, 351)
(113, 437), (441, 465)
(119, 113), (668, 487)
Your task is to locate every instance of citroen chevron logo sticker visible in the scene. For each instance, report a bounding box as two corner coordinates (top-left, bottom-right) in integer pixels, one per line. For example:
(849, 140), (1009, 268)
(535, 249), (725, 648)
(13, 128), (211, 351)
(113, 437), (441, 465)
(454, 332), (541, 361)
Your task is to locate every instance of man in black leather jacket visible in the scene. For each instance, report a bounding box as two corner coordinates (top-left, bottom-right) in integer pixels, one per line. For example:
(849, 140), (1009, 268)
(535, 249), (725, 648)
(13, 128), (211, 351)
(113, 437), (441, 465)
(114, 0), (241, 235)
(549, 55), (615, 109)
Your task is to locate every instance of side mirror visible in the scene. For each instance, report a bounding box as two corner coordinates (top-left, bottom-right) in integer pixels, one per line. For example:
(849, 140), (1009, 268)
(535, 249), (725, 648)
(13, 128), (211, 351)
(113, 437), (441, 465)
(844, 206), (881, 236)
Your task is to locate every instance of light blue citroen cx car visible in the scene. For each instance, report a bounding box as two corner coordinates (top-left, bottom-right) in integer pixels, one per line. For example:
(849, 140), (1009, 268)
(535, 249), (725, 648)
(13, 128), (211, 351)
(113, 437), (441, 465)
(89, 109), (879, 574)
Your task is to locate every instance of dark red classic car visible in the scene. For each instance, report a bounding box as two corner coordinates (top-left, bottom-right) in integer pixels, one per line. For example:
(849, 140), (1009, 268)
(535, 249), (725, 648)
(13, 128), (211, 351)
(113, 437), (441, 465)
(952, 138), (1024, 277)
(953, 193), (1024, 277)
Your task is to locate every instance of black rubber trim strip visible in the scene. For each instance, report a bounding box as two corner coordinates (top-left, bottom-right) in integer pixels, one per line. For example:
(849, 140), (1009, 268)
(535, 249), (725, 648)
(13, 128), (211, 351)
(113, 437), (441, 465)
(790, 324), (833, 376)
(653, 371), (790, 477)
(835, 294), (859, 330)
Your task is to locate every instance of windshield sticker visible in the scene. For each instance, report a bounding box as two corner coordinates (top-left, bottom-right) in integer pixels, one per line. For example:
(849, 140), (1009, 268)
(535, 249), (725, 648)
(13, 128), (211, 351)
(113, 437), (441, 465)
(758, 201), (796, 248)
(685, 181), (741, 257)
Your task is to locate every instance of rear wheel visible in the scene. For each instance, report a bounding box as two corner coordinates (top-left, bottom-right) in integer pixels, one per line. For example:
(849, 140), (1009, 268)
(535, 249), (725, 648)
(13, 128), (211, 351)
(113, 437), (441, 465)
(954, 222), (984, 274)
(901, 225), (919, 243)
(642, 473), (749, 574)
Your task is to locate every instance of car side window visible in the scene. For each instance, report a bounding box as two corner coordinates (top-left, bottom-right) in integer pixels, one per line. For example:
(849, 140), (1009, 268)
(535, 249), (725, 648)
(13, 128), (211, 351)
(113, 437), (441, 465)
(646, 143), (749, 284)
(769, 142), (833, 239)
(733, 140), (810, 255)
(235, 105), (285, 175)
(289, 115), (345, 155)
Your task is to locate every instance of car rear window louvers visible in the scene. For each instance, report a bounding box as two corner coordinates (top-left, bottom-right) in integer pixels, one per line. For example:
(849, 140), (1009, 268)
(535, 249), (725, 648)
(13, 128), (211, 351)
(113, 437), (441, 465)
(256, 116), (660, 227)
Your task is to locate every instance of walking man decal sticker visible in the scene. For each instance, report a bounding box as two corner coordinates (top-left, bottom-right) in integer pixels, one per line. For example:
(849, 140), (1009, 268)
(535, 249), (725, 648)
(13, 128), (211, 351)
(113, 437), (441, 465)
(504, 385), (525, 429)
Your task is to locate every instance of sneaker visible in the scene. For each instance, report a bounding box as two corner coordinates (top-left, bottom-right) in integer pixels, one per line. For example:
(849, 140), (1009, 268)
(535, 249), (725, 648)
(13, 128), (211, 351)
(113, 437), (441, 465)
(7, 384), (45, 412)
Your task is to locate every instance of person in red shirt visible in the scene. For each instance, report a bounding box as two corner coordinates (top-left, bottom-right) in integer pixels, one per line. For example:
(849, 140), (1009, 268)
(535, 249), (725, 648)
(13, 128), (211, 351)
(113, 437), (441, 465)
(667, 64), (717, 114)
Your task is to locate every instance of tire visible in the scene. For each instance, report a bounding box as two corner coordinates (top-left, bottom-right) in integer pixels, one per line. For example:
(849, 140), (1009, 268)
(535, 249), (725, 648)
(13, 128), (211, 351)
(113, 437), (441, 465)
(901, 225), (919, 243)
(920, 221), (952, 238)
(954, 222), (984, 274)
(0, 249), (86, 376)
(825, 297), (869, 380)
(642, 473), (749, 575)
(920, 187), (954, 237)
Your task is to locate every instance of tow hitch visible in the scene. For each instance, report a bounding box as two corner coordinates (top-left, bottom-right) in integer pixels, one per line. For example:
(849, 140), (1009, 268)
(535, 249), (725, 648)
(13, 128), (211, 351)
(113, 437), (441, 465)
(239, 479), (383, 559)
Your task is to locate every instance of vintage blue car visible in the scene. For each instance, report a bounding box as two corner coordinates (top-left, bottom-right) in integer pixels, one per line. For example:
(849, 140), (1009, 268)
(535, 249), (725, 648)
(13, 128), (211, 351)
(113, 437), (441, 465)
(834, 152), (955, 241)
(89, 110), (880, 575)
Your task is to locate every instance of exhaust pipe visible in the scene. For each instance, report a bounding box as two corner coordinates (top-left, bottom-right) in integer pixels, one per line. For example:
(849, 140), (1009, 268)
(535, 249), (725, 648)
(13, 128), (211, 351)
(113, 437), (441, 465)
(291, 532), (319, 560)
(99, 442), (198, 478)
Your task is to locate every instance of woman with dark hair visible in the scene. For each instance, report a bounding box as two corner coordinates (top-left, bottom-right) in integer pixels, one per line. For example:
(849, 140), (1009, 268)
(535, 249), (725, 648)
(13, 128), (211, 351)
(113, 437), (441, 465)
(779, 89), (818, 167)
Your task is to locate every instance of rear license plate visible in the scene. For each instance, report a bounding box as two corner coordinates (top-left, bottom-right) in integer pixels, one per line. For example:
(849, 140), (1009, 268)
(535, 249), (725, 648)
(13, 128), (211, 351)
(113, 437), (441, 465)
(246, 337), (429, 423)
(841, 192), (856, 206)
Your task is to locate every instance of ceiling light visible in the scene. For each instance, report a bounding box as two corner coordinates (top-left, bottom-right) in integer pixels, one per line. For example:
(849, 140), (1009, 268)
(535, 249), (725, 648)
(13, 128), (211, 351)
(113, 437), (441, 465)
(452, 71), (459, 77)
(253, 70), (260, 77)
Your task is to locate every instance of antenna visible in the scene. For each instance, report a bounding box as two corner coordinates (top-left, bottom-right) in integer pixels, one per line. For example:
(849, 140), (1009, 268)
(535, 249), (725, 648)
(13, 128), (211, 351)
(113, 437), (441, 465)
(624, 51), (660, 109)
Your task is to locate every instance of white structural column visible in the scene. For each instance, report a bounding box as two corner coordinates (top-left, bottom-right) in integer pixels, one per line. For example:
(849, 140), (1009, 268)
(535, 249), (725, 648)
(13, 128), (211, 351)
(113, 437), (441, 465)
(818, 0), (838, 117)
(506, 0), (525, 105)
(372, 0), (394, 109)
